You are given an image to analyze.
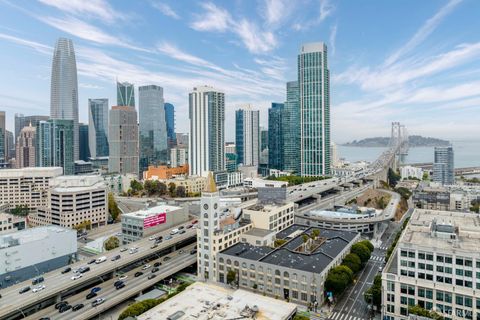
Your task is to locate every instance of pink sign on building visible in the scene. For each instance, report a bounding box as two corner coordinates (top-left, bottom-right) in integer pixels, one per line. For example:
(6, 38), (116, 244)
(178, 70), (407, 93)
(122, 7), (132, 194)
(143, 212), (167, 229)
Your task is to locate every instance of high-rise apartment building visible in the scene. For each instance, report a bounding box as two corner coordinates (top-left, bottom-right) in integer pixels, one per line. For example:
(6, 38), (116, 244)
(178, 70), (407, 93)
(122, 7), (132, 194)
(50, 38), (79, 160)
(0, 111), (6, 164)
(283, 81), (300, 173)
(15, 124), (36, 168)
(108, 106), (139, 176)
(189, 86), (225, 177)
(14, 114), (49, 140)
(117, 81), (135, 107)
(164, 102), (176, 147)
(79, 123), (90, 161)
(139, 85), (168, 174)
(235, 105), (260, 167)
(433, 146), (454, 185)
(88, 98), (109, 158)
(299, 42), (330, 176)
(6, 130), (14, 161)
(268, 103), (284, 170)
(36, 119), (75, 175)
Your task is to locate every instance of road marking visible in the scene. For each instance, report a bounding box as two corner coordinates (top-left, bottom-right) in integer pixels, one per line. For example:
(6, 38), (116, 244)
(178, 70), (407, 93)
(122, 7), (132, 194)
(331, 312), (339, 320)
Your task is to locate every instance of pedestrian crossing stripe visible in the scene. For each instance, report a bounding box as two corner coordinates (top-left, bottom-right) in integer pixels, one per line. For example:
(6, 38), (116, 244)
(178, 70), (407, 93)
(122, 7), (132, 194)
(329, 312), (365, 320)
(370, 255), (384, 261)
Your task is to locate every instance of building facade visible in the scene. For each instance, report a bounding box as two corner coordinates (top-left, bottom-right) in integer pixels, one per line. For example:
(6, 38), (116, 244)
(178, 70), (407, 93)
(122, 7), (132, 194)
(143, 165), (189, 180)
(15, 123), (36, 168)
(189, 86), (225, 177)
(79, 123), (90, 161)
(433, 146), (454, 185)
(36, 119), (75, 175)
(14, 114), (49, 141)
(235, 105), (260, 167)
(88, 98), (109, 158)
(401, 166), (424, 180)
(283, 81), (300, 173)
(0, 111), (6, 164)
(299, 42), (330, 176)
(170, 147), (188, 167)
(164, 102), (176, 147)
(108, 106), (139, 176)
(268, 103), (284, 170)
(117, 81), (135, 107)
(0, 213), (27, 235)
(50, 38), (79, 160)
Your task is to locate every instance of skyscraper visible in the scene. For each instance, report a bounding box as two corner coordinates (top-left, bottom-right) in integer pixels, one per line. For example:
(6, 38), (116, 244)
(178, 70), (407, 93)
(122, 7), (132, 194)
(259, 128), (269, 167)
(0, 111), (6, 164)
(6, 130), (14, 160)
(189, 86), (225, 177)
(108, 106), (139, 176)
(298, 42), (330, 176)
(79, 123), (90, 161)
(283, 81), (300, 173)
(50, 38), (79, 160)
(164, 102), (176, 147)
(36, 119), (75, 175)
(235, 105), (260, 167)
(433, 146), (454, 185)
(117, 82), (135, 107)
(268, 103), (284, 170)
(14, 114), (49, 140)
(16, 123), (36, 168)
(139, 85), (168, 173)
(88, 98), (109, 158)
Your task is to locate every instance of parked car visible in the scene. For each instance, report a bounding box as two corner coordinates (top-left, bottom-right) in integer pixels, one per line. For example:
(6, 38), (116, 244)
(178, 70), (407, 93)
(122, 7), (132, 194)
(32, 285), (46, 293)
(129, 247), (138, 254)
(55, 301), (68, 309)
(72, 303), (84, 311)
(165, 235), (172, 240)
(154, 239), (162, 245)
(134, 272), (143, 277)
(92, 298), (105, 307)
(153, 262), (161, 267)
(148, 274), (157, 280)
(115, 282), (125, 289)
(86, 292), (97, 299)
(19, 286), (30, 294)
(61, 267), (71, 274)
(149, 236), (156, 241)
(178, 226), (185, 230)
(186, 224), (193, 229)
(32, 277), (44, 285)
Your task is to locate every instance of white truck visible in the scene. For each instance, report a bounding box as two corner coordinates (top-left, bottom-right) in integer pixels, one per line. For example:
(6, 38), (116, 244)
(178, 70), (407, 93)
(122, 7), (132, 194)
(95, 256), (107, 264)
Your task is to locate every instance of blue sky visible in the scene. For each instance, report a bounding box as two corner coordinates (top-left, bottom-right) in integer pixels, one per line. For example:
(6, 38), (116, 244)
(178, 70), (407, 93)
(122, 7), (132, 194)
(0, 0), (479, 143)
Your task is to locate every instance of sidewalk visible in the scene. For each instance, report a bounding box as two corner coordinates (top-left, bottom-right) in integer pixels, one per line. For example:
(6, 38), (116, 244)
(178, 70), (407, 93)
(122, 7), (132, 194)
(296, 303), (333, 320)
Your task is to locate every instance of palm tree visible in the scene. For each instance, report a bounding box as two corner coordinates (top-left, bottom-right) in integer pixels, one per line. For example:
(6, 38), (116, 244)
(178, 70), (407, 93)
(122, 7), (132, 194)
(302, 234), (309, 252)
(311, 229), (320, 241)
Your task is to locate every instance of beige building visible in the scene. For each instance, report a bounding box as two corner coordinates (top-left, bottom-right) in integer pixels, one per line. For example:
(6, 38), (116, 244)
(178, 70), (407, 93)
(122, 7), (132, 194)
(32, 175), (108, 229)
(0, 167), (63, 209)
(156, 175), (207, 195)
(15, 123), (36, 168)
(242, 201), (295, 233)
(0, 212), (27, 235)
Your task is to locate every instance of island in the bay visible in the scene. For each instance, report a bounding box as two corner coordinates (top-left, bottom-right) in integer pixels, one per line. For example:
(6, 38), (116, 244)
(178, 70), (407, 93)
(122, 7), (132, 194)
(342, 135), (450, 147)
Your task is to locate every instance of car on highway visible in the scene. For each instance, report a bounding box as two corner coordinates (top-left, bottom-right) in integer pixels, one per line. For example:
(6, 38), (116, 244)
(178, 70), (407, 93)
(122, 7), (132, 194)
(72, 303), (84, 311)
(120, 247), (128, 252)
(154, 239), (162, 245)
(86, 292), (97, 299)
(142, 264), (151, 270)
(19, 286), (30, 294)
(148, 274), (156, 280)
(163, 256), (171, 261)
(157, 236), (163, 241)
(32, 276), (44, 285)
(88, 258), (97, 264)
(39, 317), (50, 320)
(92, 298), (105, 307)
(190, 249), (197, 255)
(129, 247), (139, 254)
(134, 271), (143, 277)
(55, 301), (68, 309)
(149, 236), (156, 241)
(153, 262), (161, 267)
(77, 266), (90, 273)
(186, 224), (193, 229)
(71, 273), (83, 280)
(178, 225), (185, 230)
(170, 228), (179, 235)
(59, 304), (72, 313)
(179, 230), (186, 234)
(150, 244), (158, 249)
(191, 219), (198, 224)
(32, 285), (46, 293)
(118, 275), (128, 281)
(91, 287), (102, 293)
(61, 267), (71, 274)
(95, 256), (107, 264)
(179, 249), (184, 254)
(151, 267), (159, 273)
(116, 282), (126, 289)
(165, 235), (172, 240)
(111, 254), (121, 261)
(114, 280), (124, 287)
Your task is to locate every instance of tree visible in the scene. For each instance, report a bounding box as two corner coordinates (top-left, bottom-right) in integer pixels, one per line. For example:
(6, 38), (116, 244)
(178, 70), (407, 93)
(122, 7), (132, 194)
(302, 234), (310, 251)
(144, 180), (157, 196)
(73, 220), (92, 232)
(387, 168), (401, 188)
(408, 305), (444, 320)
(376, 196), (387, 209)
(130, 179), (143, 194)
(10, 205), (29, 216)
(422, 172), (429, 181)
(293, 315), (310, 320)
(342, 253), (362, 273)
(227, 270), (237, 285)
(157, 182), (167, 195)
(358, 240), (374, 253)
(274, 239), (287, 247)
(364, 275), (381, 309)
(118, 299), (161, 320)
(395, 187), (412, 200)
(325, 265), (354, 295)
(176, 185), (186, 198)
(351, 243), (371, 265)
(108, 193), (121, 221)
(311, 229), (320, 240)
(104, 236), (120, 251)
(168, 182), (176, 196)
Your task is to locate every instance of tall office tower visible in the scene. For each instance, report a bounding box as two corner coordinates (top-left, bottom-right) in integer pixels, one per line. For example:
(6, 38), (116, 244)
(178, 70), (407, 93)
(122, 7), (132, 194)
(298, 42), (330, 176)
(198, 172), (220, 281)
(0, 111), (6, 164)
(433, 146), (455, 185)
(189, 86), (225, 177)
(330, 142), (339, 167)
(15, 124), (36, 168)
(260, 128), (268, 152)
(268, 103), (284, 170)
(139, 85), (168, 174)
(88, 98), (109, 158)
(6, 130), (14, 160)
(50, 38), (79, 160)
(283, 81), (300, 173)
(79, 123), (90, 161)
(36, 119), (75, 175)
(117, 81), (135, 107)
(164, 102), (176, 147)
(108, 106), (139, 176)
(14, 114), (49, 140)
(235, 105), (260, 167)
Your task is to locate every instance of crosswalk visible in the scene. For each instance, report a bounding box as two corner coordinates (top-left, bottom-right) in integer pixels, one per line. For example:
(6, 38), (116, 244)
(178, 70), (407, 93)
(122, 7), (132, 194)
(370, 255), (384, 262)
(378, 246), (389, 250)
(329, 312), (366, 320)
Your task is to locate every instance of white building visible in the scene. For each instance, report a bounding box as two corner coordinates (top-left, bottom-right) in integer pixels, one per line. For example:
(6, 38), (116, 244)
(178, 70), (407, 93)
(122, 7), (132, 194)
(244, 177), (288, 188)
(331, 142), (339, 167)
(225, 143), (236, 155)
(400, 166), (423, 180)
(0, 167), (63, 209)
(235, 104), (260, 167)
(0, 212), (27, 235)
(170, 146), (188, 167)
(382, 209), (480, 320)
(32, 175), (108, 229)
(227, 171), (244, 188)
(0, 226), (77, 287)
(242, 202), (295, 233)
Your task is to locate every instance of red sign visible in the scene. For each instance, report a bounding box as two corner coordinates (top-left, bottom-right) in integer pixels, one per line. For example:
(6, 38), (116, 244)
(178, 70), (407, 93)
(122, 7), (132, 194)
(143, 212), (167, 229)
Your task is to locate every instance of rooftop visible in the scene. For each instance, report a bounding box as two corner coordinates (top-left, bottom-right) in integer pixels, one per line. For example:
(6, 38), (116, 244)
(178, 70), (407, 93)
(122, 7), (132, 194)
(0, 167), (63, 178)
(50, 175), (106, 192)
(137, 282), (296, 320)
(244, 228), (275, 238)
(0, 226), (75, 249)
(123, 204), (182, 219)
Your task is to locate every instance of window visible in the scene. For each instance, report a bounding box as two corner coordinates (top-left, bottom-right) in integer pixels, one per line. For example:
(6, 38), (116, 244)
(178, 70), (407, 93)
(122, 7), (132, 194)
(418, 288), (425, 297)
(445, 256), (452, 264)
(457, 269), (464, 276)
(401, 296), (407, 305)
(465, 270), (473, 277)
(465, 259), (473, 267)
(437, 266), (444, 272)
(457, 258), (464, 266)
(401, 250), (408, 257)
(418, 252), (426, 259)
(408, 251), (415, 258)
(426, 254), (434, 261)
(437, 255), (444, 263)
(301, 292), (308, 301)
(426, 290), (433, 299)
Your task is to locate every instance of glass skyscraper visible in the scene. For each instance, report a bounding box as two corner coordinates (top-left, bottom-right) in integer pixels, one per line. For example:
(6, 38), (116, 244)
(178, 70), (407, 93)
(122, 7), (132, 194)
(235, 105), (260, 167)
(283, 81), (300, 173)
(79, 123), (90, 161)
(50, 38), (79, 160)
(0, 111), (5, 164)
(14, 114), (49, 141)
(268, 103), (284, 170)
(164, 102), (176, 147)
(88, 98), (109, 158)
(298, 42), (330, 176)
(36, 119), (75, 175)
(139, 85), (168, 173)
(117, 81), (135, 107)
(433, 146), (455, 185)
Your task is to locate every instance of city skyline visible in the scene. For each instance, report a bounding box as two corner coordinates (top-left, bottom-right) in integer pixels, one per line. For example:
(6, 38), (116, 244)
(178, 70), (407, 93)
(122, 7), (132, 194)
(0, 1), (479, 142)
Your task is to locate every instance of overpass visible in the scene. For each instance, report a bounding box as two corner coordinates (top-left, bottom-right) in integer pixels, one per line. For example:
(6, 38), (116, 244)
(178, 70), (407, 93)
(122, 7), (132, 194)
(0, 225), (197, 320)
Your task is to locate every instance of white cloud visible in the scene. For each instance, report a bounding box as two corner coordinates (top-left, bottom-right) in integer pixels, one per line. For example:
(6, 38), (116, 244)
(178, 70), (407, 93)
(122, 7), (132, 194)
(405, 80), (480, 104)
(0, 32), (52, 54)
(329, 23), (337, 56)
(79, 82), (103, 89)
(37, 0), (124, 23)
(254, 57), (286, 80)
(151, 2), (180, 19)
(235, 19), (277, 54)
(319, 0), (335, 22)
(190, 2), (230, 32)
(261, 0), (294, 27)
(293, 0), (335, 31)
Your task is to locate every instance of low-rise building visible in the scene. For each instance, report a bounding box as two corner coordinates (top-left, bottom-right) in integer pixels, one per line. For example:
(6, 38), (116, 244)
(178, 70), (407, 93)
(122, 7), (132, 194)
(413, 185), (450, 211)
(0, 167), (63, 209)
(0, 212), (27, 235)
(242, 201), (295, 233)
(121, 204), (189, 244)
(74, 160), (94, 175)
(31, 175), (108, 229)
(143, 164), (189, 180)
(158, 175), (207, 195)
(400, 166), (423, 180)
(244, 178), (288, 188)
(382, 209), (480, 320)
(0, 226), (77, 287)
(103, 173), (137, 195)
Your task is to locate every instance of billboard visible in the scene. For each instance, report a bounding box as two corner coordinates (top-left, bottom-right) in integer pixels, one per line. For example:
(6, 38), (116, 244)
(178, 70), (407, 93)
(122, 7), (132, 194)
(143, 212), (167, 229)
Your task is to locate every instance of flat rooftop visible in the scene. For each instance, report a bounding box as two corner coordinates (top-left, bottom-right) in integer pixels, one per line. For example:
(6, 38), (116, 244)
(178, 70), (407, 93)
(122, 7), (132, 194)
(0, 167), (63, 178)
(137, 282), (297, 320)
(123, 204), (183, 219)
(0, 226), (75, 248)
(244, 228), (275, 238)
(399, 209), (480, 253)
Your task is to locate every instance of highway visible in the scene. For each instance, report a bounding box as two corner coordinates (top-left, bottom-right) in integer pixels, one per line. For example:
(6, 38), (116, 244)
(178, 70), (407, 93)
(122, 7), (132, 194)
(25, 244), (196, 320)
(0, 222), (197, 320)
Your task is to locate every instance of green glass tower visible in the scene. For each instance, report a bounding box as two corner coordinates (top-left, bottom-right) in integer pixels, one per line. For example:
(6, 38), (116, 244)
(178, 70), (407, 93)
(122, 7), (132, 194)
(117, 81), (135, 107)
(298, 42), (330, 176)
(282, 81), (300, 173)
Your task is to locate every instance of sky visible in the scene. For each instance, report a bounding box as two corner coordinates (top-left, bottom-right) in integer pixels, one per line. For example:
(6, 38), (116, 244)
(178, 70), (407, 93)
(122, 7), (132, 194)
(0, 0), (479, 143)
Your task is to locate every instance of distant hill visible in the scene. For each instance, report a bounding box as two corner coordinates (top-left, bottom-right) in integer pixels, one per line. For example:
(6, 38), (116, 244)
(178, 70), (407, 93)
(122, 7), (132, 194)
(342, 135), (449, 147)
